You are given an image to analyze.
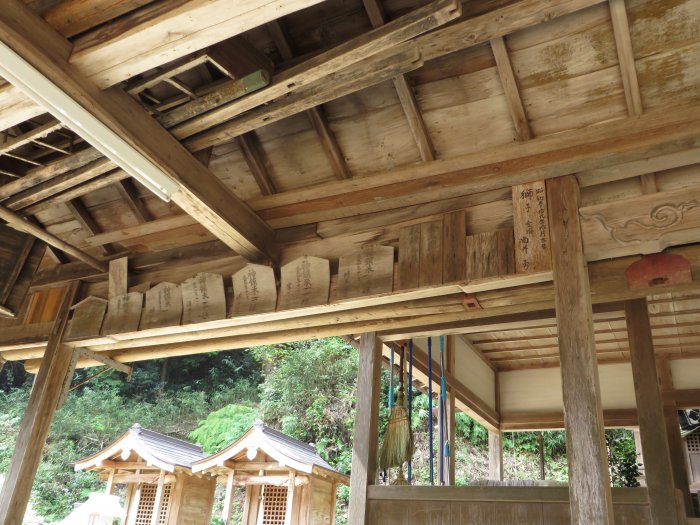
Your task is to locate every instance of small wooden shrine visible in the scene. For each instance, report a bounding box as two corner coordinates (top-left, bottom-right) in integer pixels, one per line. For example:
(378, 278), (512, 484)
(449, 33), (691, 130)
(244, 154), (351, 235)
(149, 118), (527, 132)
(192, 421), (349, 525)
(74, 424), (215, 525)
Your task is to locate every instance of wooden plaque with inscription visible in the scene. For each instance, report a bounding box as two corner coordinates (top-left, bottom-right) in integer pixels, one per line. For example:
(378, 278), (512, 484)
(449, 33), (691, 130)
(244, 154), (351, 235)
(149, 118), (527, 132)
(101, 292), (143, 335)
(68, 296), (107, 339)
(336, 245), (394, 300)
(277, 256), (330, 310)
(181, 273), (226, 324)
(512, 181), (552, 273)
(231, 264), (277, 316)
(140, 282), (183, 330)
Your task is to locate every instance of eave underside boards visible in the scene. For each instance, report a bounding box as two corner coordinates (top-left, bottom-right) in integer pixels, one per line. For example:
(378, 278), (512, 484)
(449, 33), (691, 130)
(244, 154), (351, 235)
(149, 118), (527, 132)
(0, 0), (698, 268)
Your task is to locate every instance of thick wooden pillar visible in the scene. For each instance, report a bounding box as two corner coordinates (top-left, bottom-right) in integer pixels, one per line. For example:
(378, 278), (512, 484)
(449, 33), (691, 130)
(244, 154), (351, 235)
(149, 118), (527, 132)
(547, 175), (614, 525)
(488, 430), (504, 481)
(0, 282), (80, 525)
(348, 332), (382, 525)
(658, 358), (694, 516)
(626, 298), (682, 524)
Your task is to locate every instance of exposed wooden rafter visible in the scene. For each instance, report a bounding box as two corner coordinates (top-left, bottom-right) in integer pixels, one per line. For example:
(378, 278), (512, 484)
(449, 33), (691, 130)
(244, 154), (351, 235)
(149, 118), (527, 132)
(0, 0), (278, 263)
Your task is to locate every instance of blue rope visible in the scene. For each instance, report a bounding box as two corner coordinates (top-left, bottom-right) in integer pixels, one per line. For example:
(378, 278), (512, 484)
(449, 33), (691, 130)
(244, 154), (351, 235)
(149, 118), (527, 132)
(439, 335), (445, 485)
(388, 347), (394, 410)
(428, 337), (434, 485)
(407, 339), (413, 485)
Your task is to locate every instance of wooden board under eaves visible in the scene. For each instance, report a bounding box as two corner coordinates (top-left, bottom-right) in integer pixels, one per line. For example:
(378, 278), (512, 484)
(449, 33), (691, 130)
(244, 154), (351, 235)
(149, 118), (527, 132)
(101, 293), (143, 335)
(512, 181), (552, 274)
(181, 273), (226, 324)
(231, 264), (277, 316)
(140, 282), (183, 330)
(277, 256), (330, 310)
(67, 296), (107, 339)
(336, 245), (394, 301)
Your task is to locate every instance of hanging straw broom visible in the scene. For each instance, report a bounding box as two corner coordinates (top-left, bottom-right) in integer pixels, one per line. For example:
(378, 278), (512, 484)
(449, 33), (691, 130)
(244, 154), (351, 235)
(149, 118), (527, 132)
(379, 344), (414, 485)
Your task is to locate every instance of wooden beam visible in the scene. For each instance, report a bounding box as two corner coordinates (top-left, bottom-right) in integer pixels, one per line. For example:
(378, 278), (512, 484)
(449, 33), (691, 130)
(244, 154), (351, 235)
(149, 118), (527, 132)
(0, 120), (63, 153)
(625, 299), (682, 524)
(609, 0), (642, 117)
(306, 107), (352, 180)
(658, 359), (694, 516)
(0, 282), (80, 525)
(348, 333), (382, 525)
(236, 133), (276, 196)
(547, 175), (614, 525)
(488, 431), (503, 480)
(64, 198), (117, 256)
(174, 0), (460, 142)
(115, 179), (151, 223)
(68, 0), (329, 88)
(0, 1), (278, 263)
(246, 104), (700, 228)
(0, 205), (107, 272)
(490, 36), (532, 141)
(266, 20), (352, 181)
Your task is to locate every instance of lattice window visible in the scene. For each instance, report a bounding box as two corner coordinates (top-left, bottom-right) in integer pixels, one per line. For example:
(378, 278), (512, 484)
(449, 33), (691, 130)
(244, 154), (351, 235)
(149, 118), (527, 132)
(134, 483), (173, 525)
(688, 433), (700, 453)
(261, 485), (288, 525)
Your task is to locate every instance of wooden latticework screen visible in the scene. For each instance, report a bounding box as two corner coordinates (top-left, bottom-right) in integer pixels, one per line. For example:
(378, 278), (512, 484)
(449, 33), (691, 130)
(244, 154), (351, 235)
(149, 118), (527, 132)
(688, 433), (700, 453)
(261, 485), (288, 525)
(134, 483), (173, 525)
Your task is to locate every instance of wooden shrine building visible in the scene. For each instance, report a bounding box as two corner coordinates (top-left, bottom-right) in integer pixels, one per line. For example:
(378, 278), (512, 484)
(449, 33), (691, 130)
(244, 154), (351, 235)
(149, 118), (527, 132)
(0, 0), (700, 524)
(192, 421), (349, 524)
(74, 424), (215, 525)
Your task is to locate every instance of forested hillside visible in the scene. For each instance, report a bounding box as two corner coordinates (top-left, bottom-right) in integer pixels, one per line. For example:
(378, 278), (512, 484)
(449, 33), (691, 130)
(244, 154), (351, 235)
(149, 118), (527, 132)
(0, 337), (638, 524)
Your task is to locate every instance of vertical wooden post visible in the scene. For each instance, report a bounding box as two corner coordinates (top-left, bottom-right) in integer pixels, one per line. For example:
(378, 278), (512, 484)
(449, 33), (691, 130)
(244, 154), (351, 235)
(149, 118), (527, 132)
(0, 282), (80, 525)
(348, 332), (382, 525)
(446, 336), (456, 485)
(658, 358), (694, 515)
(150, 470), (165, 525)
(546, 175), (614, 525)
(222, 471), (235, 523)
(488, 431), (503, 481)
(284, 472), (295, 525)
(626, 298), (682, 524)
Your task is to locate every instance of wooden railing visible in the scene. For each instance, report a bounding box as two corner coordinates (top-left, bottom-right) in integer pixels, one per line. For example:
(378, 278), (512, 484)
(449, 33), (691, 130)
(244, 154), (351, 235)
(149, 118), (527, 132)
(366, 486), (652, 524)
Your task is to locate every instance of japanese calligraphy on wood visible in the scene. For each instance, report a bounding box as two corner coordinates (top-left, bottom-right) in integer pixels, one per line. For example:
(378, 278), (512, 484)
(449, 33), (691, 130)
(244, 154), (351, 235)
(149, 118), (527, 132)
(336, 245), (394, 300)
(140, 282), (182, 330)
(512, 181), (551, 273)
(231, 264), (277, 316)
(181, 273), (226, 324)
(278, 256), (330, 310)
(101, 293), (143, 335)
(67, 296), (107, 339)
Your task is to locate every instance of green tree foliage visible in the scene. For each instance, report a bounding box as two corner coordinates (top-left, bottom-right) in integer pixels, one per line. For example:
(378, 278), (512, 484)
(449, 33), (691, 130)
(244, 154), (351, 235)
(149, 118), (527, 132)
(189, 405), (259, 453)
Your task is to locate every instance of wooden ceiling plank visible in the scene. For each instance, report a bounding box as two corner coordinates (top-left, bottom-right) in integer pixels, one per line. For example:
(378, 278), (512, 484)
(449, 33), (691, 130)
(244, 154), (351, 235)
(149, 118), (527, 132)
(609, 0), (642, 117)
(236, 133), (277, 196)
(0, 0), (278, 263)
(173, 0), (461, 141)
(64, 198), (117, 256)
(0, 205), (106, 271)
(68, 0), (330, 89)
(490, 36), (532, 141)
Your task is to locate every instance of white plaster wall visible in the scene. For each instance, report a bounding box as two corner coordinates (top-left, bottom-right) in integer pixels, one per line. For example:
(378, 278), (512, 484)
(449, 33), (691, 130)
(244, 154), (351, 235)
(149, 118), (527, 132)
(453, 336), (496, 410)
(500, 363), (637, 413)
(670, 358), (700, 390)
